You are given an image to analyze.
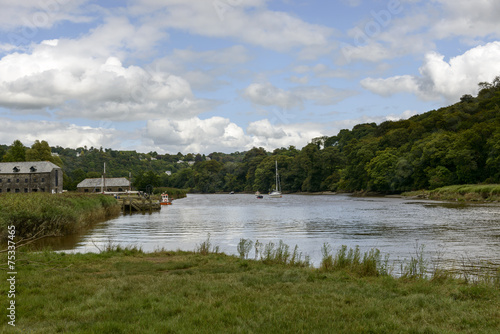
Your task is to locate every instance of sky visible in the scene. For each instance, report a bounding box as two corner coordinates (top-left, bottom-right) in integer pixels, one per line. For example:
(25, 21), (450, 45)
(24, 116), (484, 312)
(0, 0), (499, 154)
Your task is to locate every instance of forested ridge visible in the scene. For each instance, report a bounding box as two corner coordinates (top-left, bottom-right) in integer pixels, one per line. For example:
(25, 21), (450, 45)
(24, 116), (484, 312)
(2, 79), (499, 194)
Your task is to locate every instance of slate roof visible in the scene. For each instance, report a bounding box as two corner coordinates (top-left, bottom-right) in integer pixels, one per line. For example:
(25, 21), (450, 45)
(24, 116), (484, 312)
(0, 161), (61, 174)
(77, 177), (131, 188)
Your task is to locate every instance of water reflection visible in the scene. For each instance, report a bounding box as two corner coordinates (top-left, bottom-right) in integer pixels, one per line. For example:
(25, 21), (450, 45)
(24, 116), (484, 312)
(46, 194), (500, 267)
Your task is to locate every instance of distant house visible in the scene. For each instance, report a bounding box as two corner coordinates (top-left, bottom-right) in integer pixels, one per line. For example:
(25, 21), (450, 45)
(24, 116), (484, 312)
(0, 161), (63, 194)
(77, 177), (131, 193)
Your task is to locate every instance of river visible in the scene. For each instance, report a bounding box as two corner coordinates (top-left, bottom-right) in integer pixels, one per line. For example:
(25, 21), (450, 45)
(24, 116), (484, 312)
(43, 194), (500, 269)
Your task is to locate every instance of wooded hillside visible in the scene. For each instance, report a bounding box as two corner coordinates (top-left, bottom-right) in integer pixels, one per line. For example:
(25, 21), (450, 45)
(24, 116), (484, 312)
(2, 78), (499, 194)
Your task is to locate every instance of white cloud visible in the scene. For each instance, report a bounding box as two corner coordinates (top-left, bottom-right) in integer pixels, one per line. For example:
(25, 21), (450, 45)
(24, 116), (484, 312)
(0, 118), (121, 149)
(144, 116), (327, 154)
(361, 75), (419, 97)
(242, 83), (303, 110)
(293, 63), (352, 79)
(0, 27), (214, 120)
(243, 82), (355, 109)
(431, 0), (500, 39)
(0, 0), (92, 30)
(247, 119), (287, 139)
(153, 45), (252, 91)
(134, 0), (332, 52)
(361, 42), (500, 102)
(337, 0), (500, 64)
(294, 86), (357, 106)
(247, 120), (324, 150)
(145, 117), (251, 153)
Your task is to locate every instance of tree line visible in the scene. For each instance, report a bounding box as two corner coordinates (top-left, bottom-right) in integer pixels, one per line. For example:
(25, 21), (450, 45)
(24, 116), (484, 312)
(2, 78), (499, 193)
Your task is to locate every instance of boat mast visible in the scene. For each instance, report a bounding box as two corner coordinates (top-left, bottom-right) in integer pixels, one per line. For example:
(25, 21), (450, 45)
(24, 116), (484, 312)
(102, 162), (106, 193)
(275, 160), (279, 192)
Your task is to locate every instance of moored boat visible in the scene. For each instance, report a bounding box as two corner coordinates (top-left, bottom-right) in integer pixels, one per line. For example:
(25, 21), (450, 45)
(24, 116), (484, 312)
(269, 160), (282, 198)
(160, 193), (172, 205)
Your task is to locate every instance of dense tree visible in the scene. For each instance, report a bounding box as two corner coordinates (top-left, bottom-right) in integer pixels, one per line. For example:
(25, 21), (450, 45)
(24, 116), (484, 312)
(26, 140), (64, 166)
(3, 140), (26, 162)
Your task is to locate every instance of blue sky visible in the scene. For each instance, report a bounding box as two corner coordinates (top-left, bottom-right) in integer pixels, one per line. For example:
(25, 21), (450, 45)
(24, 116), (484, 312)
(0, 0), (499, 154)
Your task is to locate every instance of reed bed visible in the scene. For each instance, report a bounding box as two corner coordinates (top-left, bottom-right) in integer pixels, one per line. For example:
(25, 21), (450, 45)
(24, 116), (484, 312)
(406, 184), (500, 201)
(0, 192), (120, 241)
(430, 184), (500, 201)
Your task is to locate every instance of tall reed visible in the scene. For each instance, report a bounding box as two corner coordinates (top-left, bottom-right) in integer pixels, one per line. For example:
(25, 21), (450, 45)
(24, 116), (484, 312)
(0, 193), (120, 241)
(320, 243), (389, 277)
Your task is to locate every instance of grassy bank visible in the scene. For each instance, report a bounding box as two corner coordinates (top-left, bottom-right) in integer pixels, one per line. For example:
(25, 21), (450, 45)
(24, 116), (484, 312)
(1, 246), (499, 333)
(404, 184), (500, 202)
(0, 193), (120, 241)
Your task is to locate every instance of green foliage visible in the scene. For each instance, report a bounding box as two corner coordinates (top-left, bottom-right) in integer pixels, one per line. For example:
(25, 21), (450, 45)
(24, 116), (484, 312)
(2, 139), (26, 162)
(26, 140), (63, 166)
(0, 193), (120, 240)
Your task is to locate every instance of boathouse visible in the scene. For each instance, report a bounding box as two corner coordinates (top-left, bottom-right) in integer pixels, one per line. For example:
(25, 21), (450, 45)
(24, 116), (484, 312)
(77, 177), (131, 193)
(0, 161), (63, 194)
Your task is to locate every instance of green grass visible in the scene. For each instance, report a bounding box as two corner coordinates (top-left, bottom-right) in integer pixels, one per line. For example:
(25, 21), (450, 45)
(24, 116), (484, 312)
(0, 193), (120, 241)
(1, 247), (499, 333)
(404, 184), (500, 202)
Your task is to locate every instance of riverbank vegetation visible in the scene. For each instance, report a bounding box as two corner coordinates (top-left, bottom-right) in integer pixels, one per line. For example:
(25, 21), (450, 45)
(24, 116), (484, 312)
(405, 184), (500, 202)
(152, 187), (187, 199)
(0, 193), (120, 241)
(1, 243), (498, 333)
(2, 78), (499, 194)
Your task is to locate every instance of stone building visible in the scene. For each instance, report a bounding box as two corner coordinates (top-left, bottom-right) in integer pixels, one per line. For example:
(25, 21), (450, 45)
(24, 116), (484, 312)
(77, 177), (131, 193)
(0, 161), (63, 194)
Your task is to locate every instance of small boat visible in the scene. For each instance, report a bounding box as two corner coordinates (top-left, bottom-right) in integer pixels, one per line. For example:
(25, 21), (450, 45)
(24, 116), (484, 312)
(230, 191), (235, 194)
(255, 191), (263, 199)
(160, 193), (172, 205)
(269, 160), (282, 198)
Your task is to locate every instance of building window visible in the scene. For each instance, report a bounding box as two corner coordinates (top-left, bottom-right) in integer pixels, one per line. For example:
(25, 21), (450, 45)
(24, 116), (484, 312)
(7, 179), (11, 183)
(16, 179), (19, 183)
(0, 189), (2, 193)
(7, 188), (10, 192)
(55, 170), (59, 186)
(41, 178), (45, 182)
(84, 189), (89, 193)
(25, 179), (28, 183)
(32, 189), (38, 192)
(15, 189), (20, 193)
(24, 188), (28, 193)
(41, 188), (45, 192)
(0, 179), (2, 183)
(33, 178), (37, 182)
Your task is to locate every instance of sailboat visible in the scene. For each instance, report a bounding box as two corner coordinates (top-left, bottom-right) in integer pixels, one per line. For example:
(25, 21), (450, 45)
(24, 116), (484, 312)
(269, 160), (282, 198)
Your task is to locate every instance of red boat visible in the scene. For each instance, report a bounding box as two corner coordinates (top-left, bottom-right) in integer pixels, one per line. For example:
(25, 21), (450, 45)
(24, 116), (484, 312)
(160, 193), (172, 205)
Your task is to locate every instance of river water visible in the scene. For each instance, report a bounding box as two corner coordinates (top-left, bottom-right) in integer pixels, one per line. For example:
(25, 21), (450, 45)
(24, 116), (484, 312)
(46, 194), (500, 268)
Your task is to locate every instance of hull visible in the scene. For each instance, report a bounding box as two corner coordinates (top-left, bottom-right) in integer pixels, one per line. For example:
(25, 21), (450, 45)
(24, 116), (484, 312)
(269, 191), (282, 198)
